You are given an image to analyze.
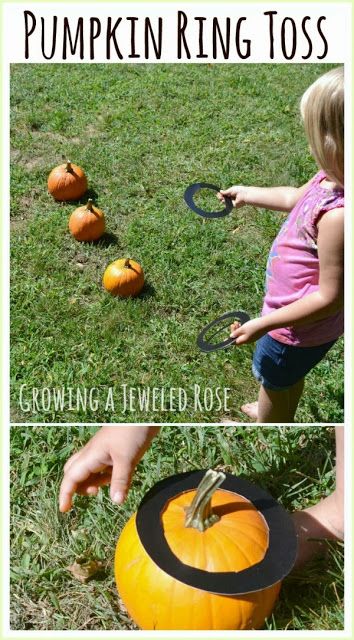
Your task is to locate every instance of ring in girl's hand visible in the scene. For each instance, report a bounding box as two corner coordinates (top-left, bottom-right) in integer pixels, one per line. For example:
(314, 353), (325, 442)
(184, 183), (233, 219)
(197, 310), (251, 352)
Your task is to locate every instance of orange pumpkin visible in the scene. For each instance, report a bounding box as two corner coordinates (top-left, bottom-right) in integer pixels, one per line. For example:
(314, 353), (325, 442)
(47, 160), (87, 201)
(115, 470), (282, 630)
(68, 199), (105, 242)
(103, 258), (144, 298)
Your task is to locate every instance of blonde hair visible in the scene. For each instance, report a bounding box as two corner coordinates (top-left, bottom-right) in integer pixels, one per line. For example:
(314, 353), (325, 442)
(300, 66), (344, 188)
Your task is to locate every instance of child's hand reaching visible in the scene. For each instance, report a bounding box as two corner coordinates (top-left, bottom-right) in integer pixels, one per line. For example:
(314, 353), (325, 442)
(59, 426), (159, 512)
(217, 186), (249, 208)
(230, 318), (267, 345)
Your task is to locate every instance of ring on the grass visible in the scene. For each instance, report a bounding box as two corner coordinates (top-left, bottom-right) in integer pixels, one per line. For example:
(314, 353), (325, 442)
(184, 183), (233, 219)
(136, 470), (298, 595)
(197, 310), (251, 352)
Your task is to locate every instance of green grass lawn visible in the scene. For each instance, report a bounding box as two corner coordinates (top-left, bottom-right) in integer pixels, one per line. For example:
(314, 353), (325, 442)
(10, 63), (343, 423)
(10, 425), (343, 631)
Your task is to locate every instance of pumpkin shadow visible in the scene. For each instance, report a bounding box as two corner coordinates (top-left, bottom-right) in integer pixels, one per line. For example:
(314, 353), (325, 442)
(97, 232), (120, 247)
(84, 188), (99, 202)
(272, 532), (343, 630)
(213, 502), (258, 518)
(67, 188), (100, 206)
(138, 282), (156, 300)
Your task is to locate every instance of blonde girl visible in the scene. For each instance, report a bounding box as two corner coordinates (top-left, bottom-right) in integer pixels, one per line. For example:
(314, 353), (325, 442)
(218, 67), (344, 423)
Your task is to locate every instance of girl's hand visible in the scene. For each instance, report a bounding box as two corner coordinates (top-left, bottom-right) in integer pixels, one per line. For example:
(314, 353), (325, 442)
(59, 426), (159, 512)
(217, 186), (249, 208)
(230, 317), (267, 345)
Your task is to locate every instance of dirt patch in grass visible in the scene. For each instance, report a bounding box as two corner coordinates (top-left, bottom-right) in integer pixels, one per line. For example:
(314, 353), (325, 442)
(10, 192), (43, 227)
(10, 218), (27, 232)
(39, 129), (81, 146)
(24, 157), (46, 171)
(11, 148), (48, 172)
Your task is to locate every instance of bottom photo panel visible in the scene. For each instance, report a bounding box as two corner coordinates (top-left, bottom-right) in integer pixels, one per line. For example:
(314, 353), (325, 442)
(10, 425), (344, 632)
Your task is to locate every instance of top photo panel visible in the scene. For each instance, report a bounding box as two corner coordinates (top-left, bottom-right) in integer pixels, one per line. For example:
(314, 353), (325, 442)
(10, 63), (344, 424)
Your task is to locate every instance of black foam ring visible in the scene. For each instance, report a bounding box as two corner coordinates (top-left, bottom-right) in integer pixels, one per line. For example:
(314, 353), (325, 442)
(184, 183), (233, 219)
(135, 470), (298, 595)
(197, 310), (251, 352)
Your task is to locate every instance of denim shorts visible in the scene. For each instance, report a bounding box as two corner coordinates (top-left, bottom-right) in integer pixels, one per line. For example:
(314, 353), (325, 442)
(252, 333), (336, 391)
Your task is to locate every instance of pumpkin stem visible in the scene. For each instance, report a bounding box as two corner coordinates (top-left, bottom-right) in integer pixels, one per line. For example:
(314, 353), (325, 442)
(124, 258), (131, 268)
(86, 199), (93, 211)
(65, 160), (73, 173)
(185, 470), (226, 532)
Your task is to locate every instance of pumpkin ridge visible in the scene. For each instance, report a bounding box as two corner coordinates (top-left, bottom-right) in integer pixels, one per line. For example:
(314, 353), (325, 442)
(195, 581), (212, 630)
(212, 526), (268, 564)
(208, 524), (264, 571)
(204, 524), (240, 572)
(125, 519), (147, 572)
(224, 528), (268, 555)
(220, 517), (269, 533)
(208, 590), (216, 630)
(126, 537), (153, 619)
(160, 501), (186, 529)
(167, 561), (179, 629)
(217, 511), (268, 547)
(222, 519), (269, 543)
(197, 524), (210, 571)
(222, 514), (268, 528)
(216, 515), (269, 541)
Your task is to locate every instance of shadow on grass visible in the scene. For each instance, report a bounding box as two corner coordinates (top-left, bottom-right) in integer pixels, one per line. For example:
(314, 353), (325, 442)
(307, 390), (344, 423)
(66, 188), (100, 206)
(139, 282), (156, 300)
(97, 232), (120, 247)
(270, 543), (344, 630)
(84, 188), (100, 202)
(237, 435), (335, 511)
(87, 567), (109, 583)
(108, 282), (156, 304)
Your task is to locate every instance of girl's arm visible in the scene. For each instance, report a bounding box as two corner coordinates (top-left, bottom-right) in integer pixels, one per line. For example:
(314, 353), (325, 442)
(218, 179), (313, 213)
(59, 425), (160, 512)
(231, 208), (344, 344)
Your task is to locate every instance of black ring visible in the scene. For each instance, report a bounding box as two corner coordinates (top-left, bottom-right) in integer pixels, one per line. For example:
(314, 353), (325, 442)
(184, 183), (233, 219)
(135, 471), (298, 596)
(197, 310), (251, 352)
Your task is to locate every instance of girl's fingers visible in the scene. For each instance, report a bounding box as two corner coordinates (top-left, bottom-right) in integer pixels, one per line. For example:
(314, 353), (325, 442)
(60, 453), (108, 511)
(230, 322), (241, 336)
(85, 486), (99, 496)
(63, 450), (82, 473)
(110, 457), (133, 505)
(76, 472), (112, 495)
(59, 470), (113, 510)
(59, 475), (78, 512)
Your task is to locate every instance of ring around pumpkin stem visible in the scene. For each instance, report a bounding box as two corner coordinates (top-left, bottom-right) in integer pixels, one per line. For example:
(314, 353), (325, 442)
(185, 469), (226, 532)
